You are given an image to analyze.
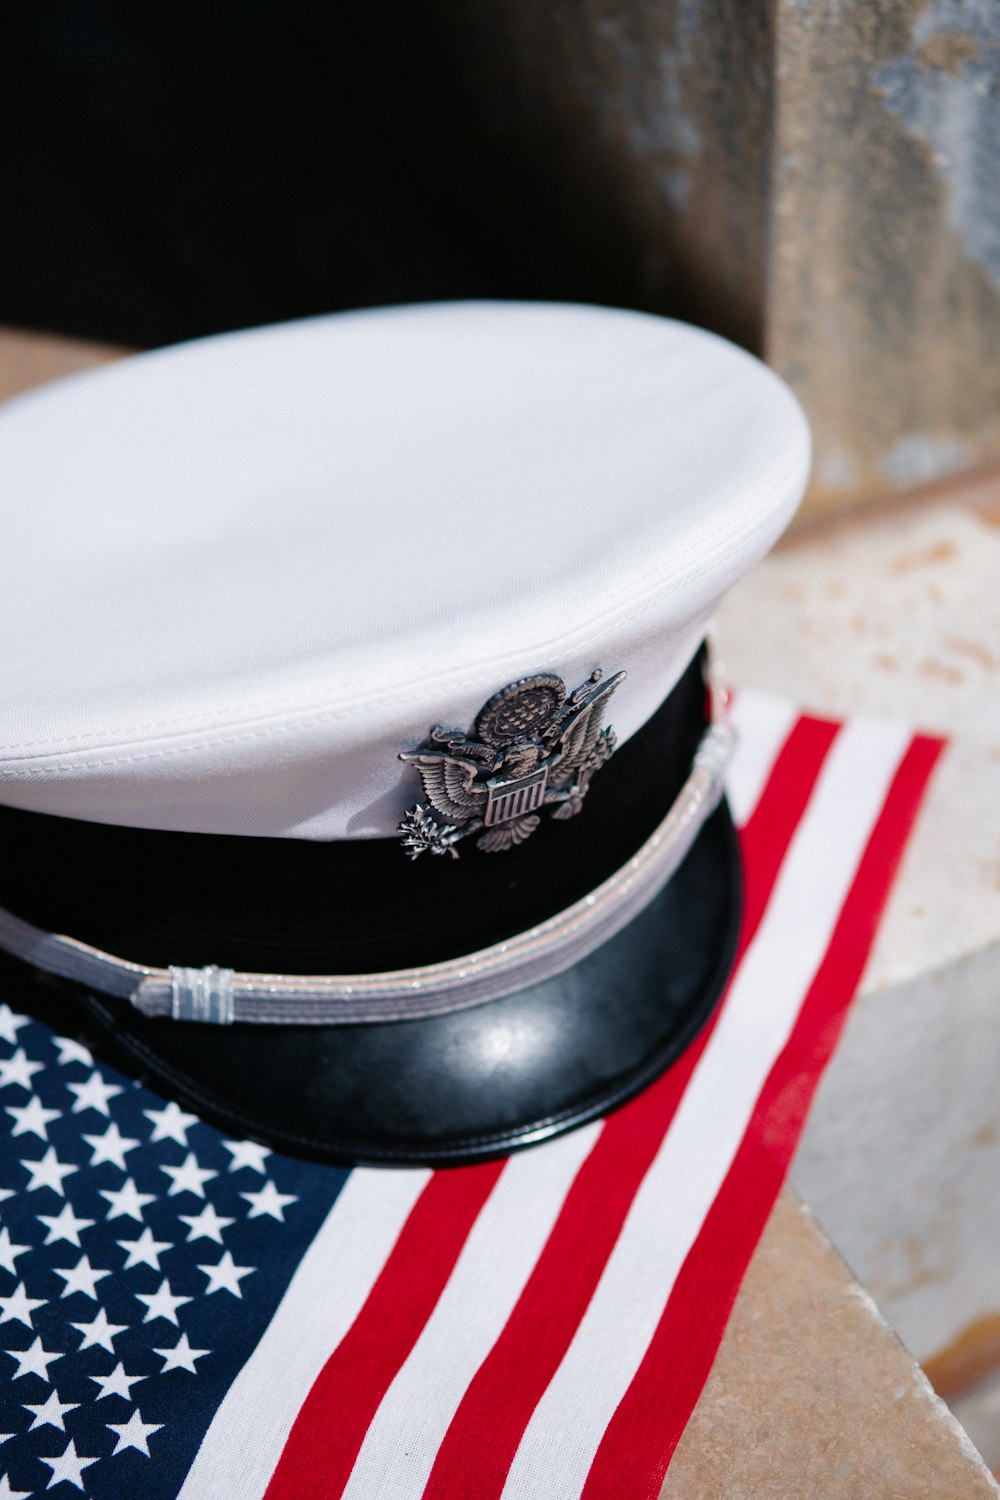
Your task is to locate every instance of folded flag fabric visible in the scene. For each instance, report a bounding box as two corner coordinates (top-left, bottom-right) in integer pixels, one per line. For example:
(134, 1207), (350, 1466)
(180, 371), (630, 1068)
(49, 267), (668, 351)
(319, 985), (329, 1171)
(0, 693), (945, 1500)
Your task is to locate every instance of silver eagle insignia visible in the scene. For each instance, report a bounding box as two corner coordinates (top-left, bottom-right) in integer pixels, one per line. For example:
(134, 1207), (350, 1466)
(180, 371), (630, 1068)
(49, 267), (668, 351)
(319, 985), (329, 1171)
(397, 667), (626, 858)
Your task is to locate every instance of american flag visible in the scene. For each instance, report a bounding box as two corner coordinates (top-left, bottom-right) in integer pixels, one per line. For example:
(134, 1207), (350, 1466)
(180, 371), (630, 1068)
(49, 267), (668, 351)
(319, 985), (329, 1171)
(0, 695), (943, 1500)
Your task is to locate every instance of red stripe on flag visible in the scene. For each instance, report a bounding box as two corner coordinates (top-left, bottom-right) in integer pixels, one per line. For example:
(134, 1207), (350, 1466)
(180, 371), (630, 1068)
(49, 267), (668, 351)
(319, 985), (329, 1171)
(738, 714), (840, 938)
(420, 1045), (707, 1500)
(420, 713), (839, 1500)
(580, 733), (945, 1500)
(263, 1159), (505, 1500)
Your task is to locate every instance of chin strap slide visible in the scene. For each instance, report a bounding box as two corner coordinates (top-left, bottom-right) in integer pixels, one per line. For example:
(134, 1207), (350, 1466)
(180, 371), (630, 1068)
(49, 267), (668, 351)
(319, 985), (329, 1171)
(165, 966), (235, 1025)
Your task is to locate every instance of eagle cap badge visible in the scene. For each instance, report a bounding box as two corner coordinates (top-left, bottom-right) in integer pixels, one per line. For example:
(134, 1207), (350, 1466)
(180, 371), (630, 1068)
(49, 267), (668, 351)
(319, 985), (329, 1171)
(397, 668), (626, 858)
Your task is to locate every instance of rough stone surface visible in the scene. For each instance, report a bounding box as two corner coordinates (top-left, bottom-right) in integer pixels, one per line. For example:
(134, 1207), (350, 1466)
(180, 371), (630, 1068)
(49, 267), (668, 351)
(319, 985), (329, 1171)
(717, 477), (1000, 1423)
(717, 488), (1000, 989)
(770, 0), (1000, 513)
(791, 946), (1000, 1368)
(411, 1), (1000, 517)
(665, 1195), (1000, 1498)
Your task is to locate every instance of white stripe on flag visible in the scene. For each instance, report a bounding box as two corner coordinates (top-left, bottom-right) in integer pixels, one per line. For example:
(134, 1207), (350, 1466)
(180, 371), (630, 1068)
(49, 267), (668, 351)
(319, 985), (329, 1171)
(725, 690), (800, 827)
(340, 1121), (602, 1500)
(178, 1166), (431, 1500)
(500, 715), (911, 1500)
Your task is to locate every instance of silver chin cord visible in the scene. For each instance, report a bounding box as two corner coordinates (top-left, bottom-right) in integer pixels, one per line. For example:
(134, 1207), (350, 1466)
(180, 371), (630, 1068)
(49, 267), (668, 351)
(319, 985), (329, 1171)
(0, 719), (735, 1028)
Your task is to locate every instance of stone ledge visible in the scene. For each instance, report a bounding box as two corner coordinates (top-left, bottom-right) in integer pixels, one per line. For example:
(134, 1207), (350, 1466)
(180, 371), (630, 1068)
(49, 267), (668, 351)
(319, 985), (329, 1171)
(717, 479), (1000, 1409)
(667, 1193), (1000, 1498)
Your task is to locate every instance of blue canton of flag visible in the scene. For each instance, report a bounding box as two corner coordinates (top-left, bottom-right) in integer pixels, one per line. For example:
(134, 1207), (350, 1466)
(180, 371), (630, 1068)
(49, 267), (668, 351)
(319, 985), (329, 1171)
(0, 993), (348, 1499)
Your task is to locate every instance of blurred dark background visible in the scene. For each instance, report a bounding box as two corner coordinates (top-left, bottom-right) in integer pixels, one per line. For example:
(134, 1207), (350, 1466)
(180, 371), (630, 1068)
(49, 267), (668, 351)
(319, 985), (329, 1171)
(5, 1), (999, 515)
(0, 5), (539, 347)
(1, 1), (761, 352)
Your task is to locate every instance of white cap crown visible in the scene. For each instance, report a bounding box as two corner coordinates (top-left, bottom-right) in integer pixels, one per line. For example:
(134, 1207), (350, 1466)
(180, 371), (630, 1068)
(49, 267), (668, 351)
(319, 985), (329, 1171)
(0, 301), (810, 838)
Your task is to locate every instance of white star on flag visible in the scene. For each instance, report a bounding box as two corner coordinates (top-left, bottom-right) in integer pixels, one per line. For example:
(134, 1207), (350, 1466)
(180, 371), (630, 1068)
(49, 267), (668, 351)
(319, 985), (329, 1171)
(38, 1439), (99, 1492)
(242, 1180), (298, 1222)
(39, 1203), (94, 1248)
(67, 1070), (123, 1116)
(198, 1250), (254, 1298)
(71, 1307), (127, 1353)
(6, 1338), (63, 1382)
(0, 1049), (44, 1092)
(0, 1472), (30, 1500)
(52, 1035), (94, 1068)
(99, 1177), (155, 1222)
(0, 1005), (29, 1046)
(161, 1152), (217, 1198)
(154, 1332), (209, 1374)
(6, 1096), (60, 1140)
(136, 1279), (192, 1326)
(106, 1408), (163, 1457)
(179, 1202), (234, 1245)
(52, 1255), (111, 1301)
(118, 1227), (172, 1272)
(0, 1227), (29, 1277)
(83, 1121), (140, 1170)
(144, 1099), (199, 1146)
(222, 1137), (271, 1174)
(0, 1283), (44, 1330)
(25, 1391), (79, 1433)
(88, 1362), (147, 1402)
(23, 1147), (78, 1196)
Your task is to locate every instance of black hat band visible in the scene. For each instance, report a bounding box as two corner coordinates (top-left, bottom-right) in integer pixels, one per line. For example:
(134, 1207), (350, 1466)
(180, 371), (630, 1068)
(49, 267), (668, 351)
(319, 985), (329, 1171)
(0, 714), (731, 1025)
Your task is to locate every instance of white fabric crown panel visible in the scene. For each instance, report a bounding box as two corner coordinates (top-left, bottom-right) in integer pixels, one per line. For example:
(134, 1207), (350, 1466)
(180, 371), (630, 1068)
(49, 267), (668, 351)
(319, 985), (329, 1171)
(0, 302), (810, 838)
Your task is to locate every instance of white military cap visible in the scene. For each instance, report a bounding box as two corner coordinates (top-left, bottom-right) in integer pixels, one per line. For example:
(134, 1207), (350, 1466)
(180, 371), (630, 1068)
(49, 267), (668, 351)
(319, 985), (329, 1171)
(0, 301), (809, 1163)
